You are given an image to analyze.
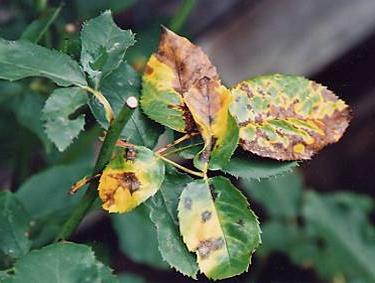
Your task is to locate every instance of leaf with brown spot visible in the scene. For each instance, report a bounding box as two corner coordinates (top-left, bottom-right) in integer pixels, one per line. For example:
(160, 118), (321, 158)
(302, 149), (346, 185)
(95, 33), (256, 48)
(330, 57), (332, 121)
(178, 177), (261, 280)
(229, 74), (351, 160)
(98, 146), (165, 213)
(141, 27), (238, 170)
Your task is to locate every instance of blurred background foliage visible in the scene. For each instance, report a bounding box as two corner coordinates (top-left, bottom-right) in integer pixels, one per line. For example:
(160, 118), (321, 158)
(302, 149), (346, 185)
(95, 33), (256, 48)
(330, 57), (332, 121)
(0, 0), (374, 282)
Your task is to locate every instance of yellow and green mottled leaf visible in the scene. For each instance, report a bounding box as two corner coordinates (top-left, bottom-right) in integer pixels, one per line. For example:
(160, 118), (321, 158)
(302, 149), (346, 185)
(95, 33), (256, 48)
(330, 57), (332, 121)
(178, 177), (261, 280)
(98, 146), (165, 213)
(184, 77), (239, 171)
(229, 74), (351, 160)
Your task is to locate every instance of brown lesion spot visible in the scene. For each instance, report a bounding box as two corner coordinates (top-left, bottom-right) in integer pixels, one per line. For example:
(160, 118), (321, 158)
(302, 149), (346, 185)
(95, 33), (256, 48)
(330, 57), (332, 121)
(196, 237), (225, 259)
(108, 172), (140, 195)
(201, 210), (212, 222)
(184, 197), (192, 210)
(124, 147), (137, 161)
(144, 64), (154, 75)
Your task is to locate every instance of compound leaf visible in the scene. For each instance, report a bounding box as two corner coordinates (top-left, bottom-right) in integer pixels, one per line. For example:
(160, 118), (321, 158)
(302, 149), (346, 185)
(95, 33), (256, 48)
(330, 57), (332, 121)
(0, 192), (31, 266)
(98, 146), (165, 213)
(80, 11), (135, 87)
(6, 242), (118, 283)
(223, 155), (298, 180)
(141, 27), (238, 170)
(230, 74), (350, 160)
(89, 62), (163, 148)
(0, 39), (87, 87)
(145, 166), (198, 278)
(178, 177), (261, 280)
(42, 87), (88, 151)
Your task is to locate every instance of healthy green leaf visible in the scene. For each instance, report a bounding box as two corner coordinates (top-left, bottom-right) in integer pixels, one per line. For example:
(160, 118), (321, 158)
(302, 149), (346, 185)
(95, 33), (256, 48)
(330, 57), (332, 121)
(229, 74), (350, 160)
(0, 39), (87, 87)
(145, 166), (198, 278)
(42, 87), (88, 151)
(20, 6), (62, 43)
(223, 155), (298, 180)
(241, 171), (303, 219)
(6, 242), (118, 283)
(303, 191), (375, 282)
(178, 177), (261, 280)
(89, 62), (163, 148)
(112, 205), (168, 269)
(0, 192), (31, 266)
(16, 163), (91, 246)
(80, 11), (135, 87)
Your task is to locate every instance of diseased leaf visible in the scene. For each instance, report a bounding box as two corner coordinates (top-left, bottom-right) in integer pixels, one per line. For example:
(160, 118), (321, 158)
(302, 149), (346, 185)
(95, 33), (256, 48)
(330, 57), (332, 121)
(145, 166), (198, 278)
(178, 177), (261, 280)
(89, 62), (163, 148)
(112, 205), (168, 269)
(224, 155), (298, 180)
(229, 74), (350, 160)
(20, 6), (62, 43)
(7, 242), (118, 283)
(0, 192), (31, 266)
(98, 146), (165, 213)
(0, 39), (87, 87)
(184, 77), (239, 170)
(80, 11), (136, 87)
(42, 87), (88, 151)
(141, 27), (238, 169)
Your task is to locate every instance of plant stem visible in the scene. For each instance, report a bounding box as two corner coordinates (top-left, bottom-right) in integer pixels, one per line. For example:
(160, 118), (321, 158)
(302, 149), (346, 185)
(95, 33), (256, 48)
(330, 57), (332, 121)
(169, 0), (197, 33)
(156, 153), (204, 178)
(162, 142), (203, 157)
(156, 133), (196, 154)
(55, 98), (137, 241)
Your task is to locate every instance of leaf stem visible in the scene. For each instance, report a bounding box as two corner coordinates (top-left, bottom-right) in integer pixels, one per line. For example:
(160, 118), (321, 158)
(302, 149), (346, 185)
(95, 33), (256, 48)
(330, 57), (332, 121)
(81, 86), (114, 122)
(169, 0), (198, 33)
(156, 133), (197, 154)
(156, 153), (204, 178)
(55, 97), (138, 241)
(162, 142), (203, 157)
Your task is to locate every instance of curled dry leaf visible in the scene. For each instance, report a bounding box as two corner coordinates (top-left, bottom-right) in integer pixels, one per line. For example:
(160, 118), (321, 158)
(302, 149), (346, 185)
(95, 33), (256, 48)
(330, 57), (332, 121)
(98, 146), (165, 213)
(141, 27), (238, 170)
(229, 74), (351, 160)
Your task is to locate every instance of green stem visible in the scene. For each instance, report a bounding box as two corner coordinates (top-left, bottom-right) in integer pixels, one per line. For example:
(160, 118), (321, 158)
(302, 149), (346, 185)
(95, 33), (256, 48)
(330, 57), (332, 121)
(169, 0), (197, 33)
(55, 98), (137, 241)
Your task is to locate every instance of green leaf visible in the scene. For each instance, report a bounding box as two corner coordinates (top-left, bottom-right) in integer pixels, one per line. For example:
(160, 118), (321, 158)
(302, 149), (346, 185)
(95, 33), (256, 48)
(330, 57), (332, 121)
(20, 6), (62, 43)
(98, 146), (165, 213)
(302, 191), (375, 282)
(178, 177), (261, 280)
(16, 163), (91, 246)
(229, 74), (350, 160)
(111, 205), (168, 269)
(223, 155), (298, 180)
(0, 192), (31, 267)
(80, 11), (135, 87)
(145, 166), (198, 278)
(89, 62), (163, 148)
(6, 242), (118, 283)
(0, 39), (87, 87)
(241, 171), (303, 219)
(42, 87), (88, 151)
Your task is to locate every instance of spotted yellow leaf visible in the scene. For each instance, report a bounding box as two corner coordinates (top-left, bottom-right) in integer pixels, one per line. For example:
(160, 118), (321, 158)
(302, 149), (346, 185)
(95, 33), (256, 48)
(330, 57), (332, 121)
(98, 146), (165, 213)
(229, 74), (351, 160)
(141, 27), (238, 170)
(178, 177), (261, 280)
